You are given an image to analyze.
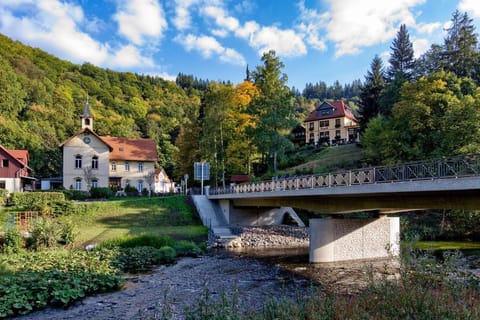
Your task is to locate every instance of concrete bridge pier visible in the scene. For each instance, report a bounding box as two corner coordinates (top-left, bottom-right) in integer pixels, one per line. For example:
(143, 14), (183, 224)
(309, 217), (400, 263)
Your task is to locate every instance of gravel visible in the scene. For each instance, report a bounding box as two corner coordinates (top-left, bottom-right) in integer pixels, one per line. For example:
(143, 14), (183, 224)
(15, 254), (310, 320)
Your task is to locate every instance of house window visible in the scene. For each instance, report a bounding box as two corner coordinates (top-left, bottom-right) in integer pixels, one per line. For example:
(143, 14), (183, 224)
(75, 178), (82, 191)
(319, 120), (329, 128)
(75, 155), (82, 169)
(1, 159), (9, 167)
(0, 180), (5, 189)
(308, 122), (314, 130)
(92, 156), (98, 169)
(335, 130), (341, 138)
(125, 161), (130, 171)
(335, 119), (341, 128)
(138, 162), (143, 172)
(137, 180), (143, 192)
(91, 179), (98, 189)
(111, 162), (116, 171)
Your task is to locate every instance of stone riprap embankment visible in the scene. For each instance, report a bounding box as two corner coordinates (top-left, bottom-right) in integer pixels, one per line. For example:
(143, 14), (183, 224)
(231, 225), (309, 248)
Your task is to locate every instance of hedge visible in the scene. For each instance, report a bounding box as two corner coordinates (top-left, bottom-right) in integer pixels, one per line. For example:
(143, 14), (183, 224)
(10, 192), (66, 211)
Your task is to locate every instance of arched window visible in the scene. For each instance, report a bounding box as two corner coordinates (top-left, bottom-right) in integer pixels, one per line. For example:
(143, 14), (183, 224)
(75, 155), (82, 169)
(92, 156), (98, 169)
(75, 178), (82, 190)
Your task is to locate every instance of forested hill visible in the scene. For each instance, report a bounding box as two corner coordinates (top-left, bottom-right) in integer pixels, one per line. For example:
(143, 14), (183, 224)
(0, 33), (200, 178)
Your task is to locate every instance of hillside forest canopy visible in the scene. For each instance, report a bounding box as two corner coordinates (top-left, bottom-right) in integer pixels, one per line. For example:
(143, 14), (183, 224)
(1, 9), (480, 187)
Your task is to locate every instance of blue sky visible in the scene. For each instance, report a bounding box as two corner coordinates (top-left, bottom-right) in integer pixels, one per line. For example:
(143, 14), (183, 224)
(1, 0), (479, 90)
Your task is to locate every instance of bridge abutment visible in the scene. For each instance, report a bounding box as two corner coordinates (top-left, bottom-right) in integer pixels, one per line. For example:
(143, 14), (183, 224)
(218, 200), (305, 226)
(309, 217), (400, 263)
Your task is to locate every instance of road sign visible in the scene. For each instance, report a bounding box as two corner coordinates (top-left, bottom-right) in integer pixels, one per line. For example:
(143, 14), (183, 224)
(194, 162), (210, 180)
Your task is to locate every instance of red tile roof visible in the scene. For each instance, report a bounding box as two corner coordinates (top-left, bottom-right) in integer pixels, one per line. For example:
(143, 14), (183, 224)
(8, 150), (29, 166)
(304, 101), (356, 122)
(101, 136), (158, 161)
(0, 145), (31, 170)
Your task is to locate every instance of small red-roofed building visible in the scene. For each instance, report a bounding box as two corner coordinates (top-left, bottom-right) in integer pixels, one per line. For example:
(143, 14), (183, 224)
(304, 100), (359, 145)
(0, 145), (35, 193)
(60, 101), (165, 193)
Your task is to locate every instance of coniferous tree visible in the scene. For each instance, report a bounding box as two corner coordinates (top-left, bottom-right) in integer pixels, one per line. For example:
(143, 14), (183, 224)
(358, 55), (385, 131)
(442, 10), (479, 81)
(387, 24), (415, 81)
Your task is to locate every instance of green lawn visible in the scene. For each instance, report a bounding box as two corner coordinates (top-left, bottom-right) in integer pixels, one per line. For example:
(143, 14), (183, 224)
(61, 196), (207, 246)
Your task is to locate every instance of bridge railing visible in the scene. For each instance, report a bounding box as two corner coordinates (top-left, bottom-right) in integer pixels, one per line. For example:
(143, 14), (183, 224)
(210, 154), (480, 195)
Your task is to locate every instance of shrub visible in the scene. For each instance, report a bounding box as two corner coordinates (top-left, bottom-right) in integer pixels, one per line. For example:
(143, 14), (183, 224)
(124, 185), (139, 196)
(59, 219), (78, 246)
(62, 190), (90, 201)
(0, 189), (8, 205)
(1, 227), (23, 253)
(89, 187), (112, 199)
(111, 246), (177, 272)
(174, 240), (204, 257)
(28, 217), (59, 250)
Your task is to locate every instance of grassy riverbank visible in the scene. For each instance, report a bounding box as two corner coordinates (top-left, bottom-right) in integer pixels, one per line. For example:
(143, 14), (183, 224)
(0, 195), (208, 318)
(63, 196), (207, 245)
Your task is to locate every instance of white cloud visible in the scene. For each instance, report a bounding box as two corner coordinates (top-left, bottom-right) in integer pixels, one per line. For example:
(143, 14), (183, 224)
(114, 0), (167, 45)
(202, 6), (240, 33)
(412, 37), (430, 58)
(172, 0), (200, 31)
(0, 0), (156, 70)
(415, 22), (442, 34)
(198, 3), (307, 57)
(324, 0), (425, 56)
(296, 1), (328, 51)
(459, 0), (480, 18)
(110, 44), (153, 68)
(235, 21), (260, 39)
(175, 34), (246, 65)
(249, 26), (307, 57)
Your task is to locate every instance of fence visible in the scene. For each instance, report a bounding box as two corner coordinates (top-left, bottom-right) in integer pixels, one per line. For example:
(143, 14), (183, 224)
(211, 154), (480, 195)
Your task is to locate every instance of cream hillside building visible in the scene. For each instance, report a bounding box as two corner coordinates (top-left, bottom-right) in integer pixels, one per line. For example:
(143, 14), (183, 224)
(61, 102), (158, 193)
(304, 100), (360, 145)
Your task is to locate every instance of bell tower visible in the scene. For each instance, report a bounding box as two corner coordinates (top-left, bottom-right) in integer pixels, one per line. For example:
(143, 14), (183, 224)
(80, 97), (93, 131)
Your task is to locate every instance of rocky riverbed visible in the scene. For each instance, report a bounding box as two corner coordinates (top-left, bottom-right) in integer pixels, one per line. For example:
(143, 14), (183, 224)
(13, 226), (480, 319)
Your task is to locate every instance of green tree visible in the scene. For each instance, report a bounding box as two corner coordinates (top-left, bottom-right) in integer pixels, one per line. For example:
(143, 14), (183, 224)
(358, 55), (385, 131)
(364, 71), (480, 163)
(250, 51), (296, 173)
(442, 10), (479, 81)
(201, 82), (235, 188)
(387, 24), (415, 81)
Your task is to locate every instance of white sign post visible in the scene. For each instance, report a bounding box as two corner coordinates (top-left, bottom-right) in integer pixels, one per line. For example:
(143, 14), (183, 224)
(194, 162), (210, 195)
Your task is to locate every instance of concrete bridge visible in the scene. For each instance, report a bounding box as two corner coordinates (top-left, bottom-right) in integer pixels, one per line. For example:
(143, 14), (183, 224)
(199, 154), (480, 263)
